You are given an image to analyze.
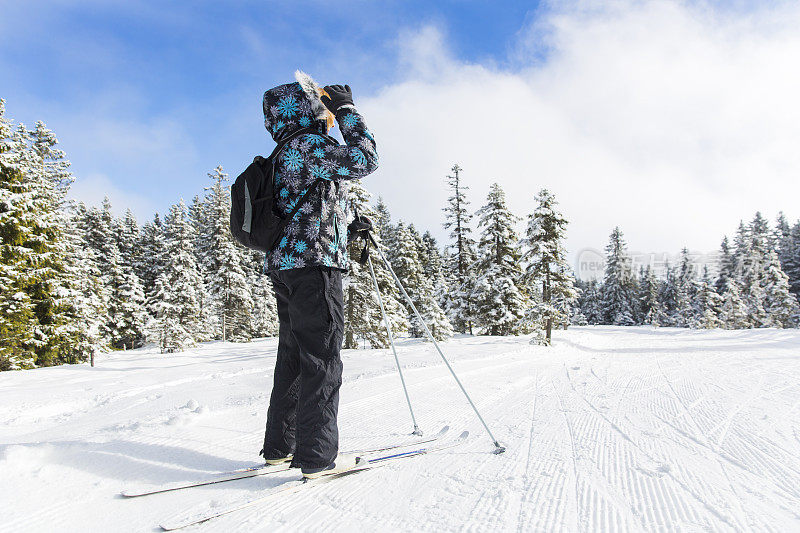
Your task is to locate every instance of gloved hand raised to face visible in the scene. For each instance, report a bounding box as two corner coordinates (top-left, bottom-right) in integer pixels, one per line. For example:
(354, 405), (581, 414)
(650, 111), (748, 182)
(321, 84), (354, 113)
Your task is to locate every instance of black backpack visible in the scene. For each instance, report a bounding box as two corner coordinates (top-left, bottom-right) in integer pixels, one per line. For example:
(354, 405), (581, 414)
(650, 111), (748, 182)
(230, 127), (321, 253)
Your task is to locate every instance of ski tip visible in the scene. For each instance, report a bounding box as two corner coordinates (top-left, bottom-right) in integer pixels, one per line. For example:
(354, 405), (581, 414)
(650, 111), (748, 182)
(458, 430), (469, 440)
(438, 425), (450, 436)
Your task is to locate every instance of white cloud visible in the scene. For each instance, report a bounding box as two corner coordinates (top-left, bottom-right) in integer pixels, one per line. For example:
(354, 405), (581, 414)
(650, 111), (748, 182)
(68, 173), (156, 221)
(21, 85), (206, 220)
(357, 1), (800, 268)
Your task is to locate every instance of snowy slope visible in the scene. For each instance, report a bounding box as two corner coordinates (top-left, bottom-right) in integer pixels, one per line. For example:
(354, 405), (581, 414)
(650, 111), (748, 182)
(1, 327), (800, 532)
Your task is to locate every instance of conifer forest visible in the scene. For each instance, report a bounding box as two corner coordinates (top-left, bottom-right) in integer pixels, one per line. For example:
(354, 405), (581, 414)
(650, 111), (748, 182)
(2, 100), (799, 371)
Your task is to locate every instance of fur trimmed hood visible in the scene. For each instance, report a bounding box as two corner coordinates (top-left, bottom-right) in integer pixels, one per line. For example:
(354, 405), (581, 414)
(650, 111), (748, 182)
(262, 71), (332, 142)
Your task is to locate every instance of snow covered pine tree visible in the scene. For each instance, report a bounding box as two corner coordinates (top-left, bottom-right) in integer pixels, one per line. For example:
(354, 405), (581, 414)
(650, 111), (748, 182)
(342, 180), (408, 348)
(442, 164), (478, 334)
(388, 222), (453, 340)
(200, 166), (253, 342)
(472, 183), (526, 336)
(520, 189), (577, 345)
(600, 227), (636, 326)
(0, 102), (82, 368)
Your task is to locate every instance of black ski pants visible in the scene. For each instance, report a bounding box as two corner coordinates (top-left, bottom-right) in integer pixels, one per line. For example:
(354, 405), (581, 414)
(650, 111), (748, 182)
(262, 266), (345, 470)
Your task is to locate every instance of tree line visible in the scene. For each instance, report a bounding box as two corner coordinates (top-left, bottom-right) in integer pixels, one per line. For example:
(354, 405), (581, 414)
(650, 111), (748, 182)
(574, 214), (800, 329)
(4, 98), (795, 370)
(1, 94), (574, 370)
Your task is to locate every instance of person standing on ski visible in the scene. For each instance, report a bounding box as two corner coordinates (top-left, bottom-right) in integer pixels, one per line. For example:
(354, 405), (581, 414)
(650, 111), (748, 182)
(259, 71), (378, 478)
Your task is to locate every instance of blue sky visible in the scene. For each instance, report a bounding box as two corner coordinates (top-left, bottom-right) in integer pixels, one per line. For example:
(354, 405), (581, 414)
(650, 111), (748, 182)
(3, 0), (799, 270)
(1, 0), (542, 219)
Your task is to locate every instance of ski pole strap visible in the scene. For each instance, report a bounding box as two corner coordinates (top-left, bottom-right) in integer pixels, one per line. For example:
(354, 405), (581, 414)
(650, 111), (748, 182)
(347, 208), (375, 264)
(356, 230), (380, 265)
(358, 237), (370, 265)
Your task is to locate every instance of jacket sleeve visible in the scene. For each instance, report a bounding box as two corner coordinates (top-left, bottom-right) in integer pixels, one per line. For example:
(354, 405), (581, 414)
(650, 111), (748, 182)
(299, 107), (378, 182)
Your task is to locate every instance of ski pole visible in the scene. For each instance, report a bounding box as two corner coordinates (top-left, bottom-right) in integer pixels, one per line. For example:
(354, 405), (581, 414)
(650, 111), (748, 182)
(367, 254), (422, 436)
(371, 236), (505, 454)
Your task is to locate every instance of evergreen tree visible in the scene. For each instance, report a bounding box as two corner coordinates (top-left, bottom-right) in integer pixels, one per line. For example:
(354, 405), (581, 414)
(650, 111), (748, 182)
(421, 231), (448, 306)
(720, 281), (749, 329)
(520, 189), (577, 344)
(576, 279), (603, 324)
(741, 214), (771, 327)
(628, 273), (643, 324)
(441, 164), (477, 334)
(79, 198), (127, 346)
(29, 121), (73, 205)
(59, 208), (107, 362)
(117, 209), (141, 273)
(199, 166), (251, 341)
(27, 120), (75, 363)
(732, 221), (750, 283)
(188, 193), (215, 338)
(22, 120), (75, 366)
(147, 200), (203, 353)
(774, 212), (792, 270)
(83, 204), (148, 350)
(788, 222), (800, 299)
(638, 265), (662, 325)
(762, 250), (799, 328)
(374, 197), (395, 247)
(246, 250), (279, 338)
(0, 111), (73, 367)
(408, 225), (448, 307)
(600, 227), (635, 325)
(570, 306), (589, 326)
(715, 236), (735, 295)
(693, 266), (722, 329)
(672, 248), (696, 327)
(81, 198), (118, 289)
(749, 212), (772, 256)
(105, 243), (148, 349)
(138, 213), (165, 310)
(658, 262), (678, 326)
(471, 183), (526, 335)
(391, 221), (452, 340)
(342, 182), (408, 348)
(0, 102), (36, 369)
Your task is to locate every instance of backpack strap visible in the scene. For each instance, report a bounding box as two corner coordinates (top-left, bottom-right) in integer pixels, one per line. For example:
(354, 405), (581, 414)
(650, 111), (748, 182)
(252, 126), (319, 204)
(270, 126), (319, 170)
(259, 126), (326, 252)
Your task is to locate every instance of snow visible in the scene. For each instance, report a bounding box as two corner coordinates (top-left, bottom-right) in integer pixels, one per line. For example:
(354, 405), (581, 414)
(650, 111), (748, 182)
(2, 326), (800, 532)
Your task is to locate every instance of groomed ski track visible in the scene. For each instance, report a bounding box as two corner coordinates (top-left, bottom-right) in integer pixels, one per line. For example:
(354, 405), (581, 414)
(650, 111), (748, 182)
(1, 327), (799, 532)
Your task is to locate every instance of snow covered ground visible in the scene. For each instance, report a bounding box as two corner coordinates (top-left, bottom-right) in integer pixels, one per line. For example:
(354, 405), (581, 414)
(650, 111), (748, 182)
(2, 326), (800, 532)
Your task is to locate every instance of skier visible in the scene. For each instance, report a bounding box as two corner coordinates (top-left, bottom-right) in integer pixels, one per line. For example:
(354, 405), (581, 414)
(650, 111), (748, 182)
(259, 72), (378, 478)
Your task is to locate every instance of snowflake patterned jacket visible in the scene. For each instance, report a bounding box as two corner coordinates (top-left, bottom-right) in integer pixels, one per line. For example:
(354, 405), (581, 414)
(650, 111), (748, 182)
(262, 71), (378, 272)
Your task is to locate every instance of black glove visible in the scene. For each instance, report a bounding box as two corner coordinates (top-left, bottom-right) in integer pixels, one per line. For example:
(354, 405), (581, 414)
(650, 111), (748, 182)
(321, 84), (354, 113)
(347, 214), (372, 244)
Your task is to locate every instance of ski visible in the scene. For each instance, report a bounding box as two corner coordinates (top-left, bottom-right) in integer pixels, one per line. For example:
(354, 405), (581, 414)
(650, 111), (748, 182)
(120, 462), (291, 498)
(121, 425), (449, 498)
(348, 424), (449, 455)
(158, 430), (469, 531)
